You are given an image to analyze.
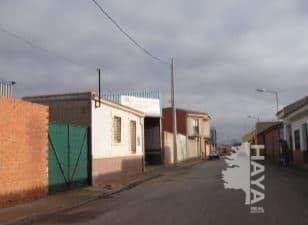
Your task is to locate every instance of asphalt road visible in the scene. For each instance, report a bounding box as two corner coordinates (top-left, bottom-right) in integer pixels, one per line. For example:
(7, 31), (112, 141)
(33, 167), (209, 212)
(35, 159), (308, 225)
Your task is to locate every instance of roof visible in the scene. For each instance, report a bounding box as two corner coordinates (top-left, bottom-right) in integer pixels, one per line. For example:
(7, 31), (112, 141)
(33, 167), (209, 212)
(277, 96), (308, 119)
(256, 122), (282, 135)
(23, 91), (145, 117)
(163, 107), (211, 118)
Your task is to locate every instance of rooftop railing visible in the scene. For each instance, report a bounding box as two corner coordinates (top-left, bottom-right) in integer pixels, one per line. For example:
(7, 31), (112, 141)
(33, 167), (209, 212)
(102, 89), (160, 103)
(0, 80), (15, 98)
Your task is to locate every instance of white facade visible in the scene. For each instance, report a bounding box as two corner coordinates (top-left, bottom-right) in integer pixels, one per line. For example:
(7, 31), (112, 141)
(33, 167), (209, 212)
(91, 99), (144, 160)
(282, 104), (308, 151)
(120, 95), (161, 117)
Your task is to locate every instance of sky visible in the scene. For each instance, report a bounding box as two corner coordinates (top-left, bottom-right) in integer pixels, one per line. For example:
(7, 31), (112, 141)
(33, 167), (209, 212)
(1, 0), (308, 144)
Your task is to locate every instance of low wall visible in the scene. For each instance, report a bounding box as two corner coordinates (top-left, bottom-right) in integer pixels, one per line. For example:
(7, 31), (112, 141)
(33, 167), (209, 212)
(187, 138), (199, 159)
(164, 131), (196, 164)
(0, 98), (49, 206)
(92, 155), (143, 185)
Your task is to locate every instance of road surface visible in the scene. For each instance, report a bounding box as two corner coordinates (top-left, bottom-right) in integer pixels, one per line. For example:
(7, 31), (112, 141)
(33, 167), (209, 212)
(35, 159), (308, 225)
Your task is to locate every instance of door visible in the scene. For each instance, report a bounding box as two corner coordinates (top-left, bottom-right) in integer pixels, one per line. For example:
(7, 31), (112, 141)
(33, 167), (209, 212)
(48, 123), (90, 192)
(130, 121), (137, 153)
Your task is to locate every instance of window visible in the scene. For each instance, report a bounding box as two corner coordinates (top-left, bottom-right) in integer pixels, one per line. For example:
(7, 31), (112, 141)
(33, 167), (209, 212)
(113, 116), (121, 143)
(130, 121), (137, 153)
(294, 129), (301, 150)
(279, 127), (284, 140)
(193, 119), (199, 135)
(302, 123), (308, 151)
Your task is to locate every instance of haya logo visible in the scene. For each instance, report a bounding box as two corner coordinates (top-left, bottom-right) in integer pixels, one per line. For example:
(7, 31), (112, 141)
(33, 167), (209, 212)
(222, 143), (265, 214)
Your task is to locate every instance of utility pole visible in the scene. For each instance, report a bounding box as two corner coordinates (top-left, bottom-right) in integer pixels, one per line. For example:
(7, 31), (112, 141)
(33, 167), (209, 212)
(171, 57), (177, 164)
(98, 68), (102, 108)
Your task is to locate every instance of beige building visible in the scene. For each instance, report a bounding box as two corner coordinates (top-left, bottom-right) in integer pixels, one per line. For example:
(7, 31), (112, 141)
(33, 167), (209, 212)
(162, 108), (212, 164)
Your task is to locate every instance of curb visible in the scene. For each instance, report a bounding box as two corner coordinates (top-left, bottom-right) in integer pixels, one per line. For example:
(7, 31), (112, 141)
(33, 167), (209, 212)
(6, 173), (163, 225)
(6, 159), (204, 225)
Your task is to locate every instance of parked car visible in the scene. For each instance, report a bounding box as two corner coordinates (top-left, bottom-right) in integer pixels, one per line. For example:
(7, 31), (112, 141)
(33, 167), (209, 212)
(209, 151), (220, 160)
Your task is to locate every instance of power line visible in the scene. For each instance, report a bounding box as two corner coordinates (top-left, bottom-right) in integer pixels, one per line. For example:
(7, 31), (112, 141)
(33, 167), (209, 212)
(0, 26), (90, 69)
(90, 0), (169, 65)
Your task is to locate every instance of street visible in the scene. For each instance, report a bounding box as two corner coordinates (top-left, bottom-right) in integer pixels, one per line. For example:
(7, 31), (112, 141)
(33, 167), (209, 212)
(34, 160), (308, 225)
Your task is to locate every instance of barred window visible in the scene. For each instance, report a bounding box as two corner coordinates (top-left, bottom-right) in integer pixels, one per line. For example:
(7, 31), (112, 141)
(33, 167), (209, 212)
(193, 119), (199, 135)
(113, 116), (121, 143)
(130, 121), (137, 153)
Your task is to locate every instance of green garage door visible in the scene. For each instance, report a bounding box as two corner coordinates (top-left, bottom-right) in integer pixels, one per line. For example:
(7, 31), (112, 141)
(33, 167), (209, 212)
(48, 123), (90, 192)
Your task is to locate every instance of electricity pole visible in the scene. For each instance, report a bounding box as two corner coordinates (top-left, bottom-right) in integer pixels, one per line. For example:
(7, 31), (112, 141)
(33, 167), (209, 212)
(98, 68), (102, 108)
(171, 57), (177, 164)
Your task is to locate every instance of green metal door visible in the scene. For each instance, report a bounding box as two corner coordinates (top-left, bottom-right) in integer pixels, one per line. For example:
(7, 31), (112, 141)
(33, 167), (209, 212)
(48, 123), (89, 192)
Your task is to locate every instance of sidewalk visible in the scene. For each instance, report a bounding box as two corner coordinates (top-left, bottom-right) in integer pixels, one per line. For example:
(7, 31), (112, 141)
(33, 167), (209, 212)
(1, 159), (204, 225)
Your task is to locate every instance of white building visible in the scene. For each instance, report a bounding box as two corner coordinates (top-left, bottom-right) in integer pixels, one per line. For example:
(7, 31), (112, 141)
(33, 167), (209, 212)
(277, 96), (308, 165)
(24, 92), (145, 185)
(91, 95), (145, 184)
(102, 90), (163, 165)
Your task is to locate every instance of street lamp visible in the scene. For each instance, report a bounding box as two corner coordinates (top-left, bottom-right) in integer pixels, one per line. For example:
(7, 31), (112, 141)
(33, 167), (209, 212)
(256, 88), (279, 113)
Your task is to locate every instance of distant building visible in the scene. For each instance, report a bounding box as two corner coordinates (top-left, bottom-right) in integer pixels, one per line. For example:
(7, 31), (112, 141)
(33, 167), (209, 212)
(277, 95), (308, 166)
(218, 145), (232, 155)
(0, 79), (15, 97)
(211, 128), (217, 150)
(242, 130), (257, 143)
(162, 108), (212, 164)
(243, 122), (283, 157)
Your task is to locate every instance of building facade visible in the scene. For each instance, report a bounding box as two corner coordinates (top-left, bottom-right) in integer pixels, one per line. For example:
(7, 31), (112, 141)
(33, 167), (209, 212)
(162, 108), (212, 164)
(257, 122), (283, 161)
(24, 92), (145, 185)
(277, 96), (308, 166)
(102, 89), (163, 165)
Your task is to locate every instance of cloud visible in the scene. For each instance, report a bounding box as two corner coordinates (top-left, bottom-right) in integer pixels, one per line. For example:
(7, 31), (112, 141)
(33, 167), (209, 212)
(0, 0), (307, 143)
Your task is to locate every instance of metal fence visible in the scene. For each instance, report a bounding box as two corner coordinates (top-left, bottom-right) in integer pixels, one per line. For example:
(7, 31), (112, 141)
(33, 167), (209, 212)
(102, 89), (160, 103)
(0, 80), (14, 98)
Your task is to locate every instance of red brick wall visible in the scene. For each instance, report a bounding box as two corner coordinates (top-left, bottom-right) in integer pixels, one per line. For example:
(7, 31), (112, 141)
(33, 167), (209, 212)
(264, 128), (281, 161)
(162, 108), (186, 135)
(0, 97), (49, 206)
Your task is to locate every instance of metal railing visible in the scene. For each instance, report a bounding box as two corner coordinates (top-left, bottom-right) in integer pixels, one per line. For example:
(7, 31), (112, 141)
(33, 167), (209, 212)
(0, 80), (15, 98)
(101, 88), (160, 103)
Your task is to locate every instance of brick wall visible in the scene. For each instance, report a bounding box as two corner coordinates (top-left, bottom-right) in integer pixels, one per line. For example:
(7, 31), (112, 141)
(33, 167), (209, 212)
(0, 97), (49, 206)
(162, 108), (186, 135)
(264, 128), (281, 162)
